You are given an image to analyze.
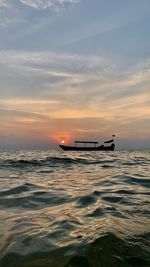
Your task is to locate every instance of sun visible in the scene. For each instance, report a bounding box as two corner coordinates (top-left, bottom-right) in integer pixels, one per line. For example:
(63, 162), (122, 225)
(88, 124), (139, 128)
(59, 137), (65, 144)
(57, 135), (71, 145)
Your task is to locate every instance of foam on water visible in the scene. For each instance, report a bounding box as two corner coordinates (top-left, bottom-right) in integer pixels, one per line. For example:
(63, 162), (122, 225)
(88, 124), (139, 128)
(0, 150), (150, 267)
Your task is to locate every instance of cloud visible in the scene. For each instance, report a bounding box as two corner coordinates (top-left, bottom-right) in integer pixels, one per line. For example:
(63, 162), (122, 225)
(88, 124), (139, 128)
(0, 1), (20, 27)
(0, 50), (117, 105)
(0, 50), (149, 103)
(0, 0), (79, 27)
(20, 0), (79, 10)
(0, 50), (114, 76)
(0, 50), (113, 89)
(0, 0), (9, 7)
(0, 50), (149, 124)
(0, 0), (79, 9)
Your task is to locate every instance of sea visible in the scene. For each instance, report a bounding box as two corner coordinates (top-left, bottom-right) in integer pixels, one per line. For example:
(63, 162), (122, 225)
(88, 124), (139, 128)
(0, 149), (150, 267)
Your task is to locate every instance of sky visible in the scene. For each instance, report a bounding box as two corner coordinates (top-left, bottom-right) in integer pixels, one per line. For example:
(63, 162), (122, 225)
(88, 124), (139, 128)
(0, 0), (150, 150)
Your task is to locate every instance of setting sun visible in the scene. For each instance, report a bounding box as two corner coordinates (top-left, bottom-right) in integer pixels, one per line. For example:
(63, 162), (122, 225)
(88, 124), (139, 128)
(59, 137), (65, 144)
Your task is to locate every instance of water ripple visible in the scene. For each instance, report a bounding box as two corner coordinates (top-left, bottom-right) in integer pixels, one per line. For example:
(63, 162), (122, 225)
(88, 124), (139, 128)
(0, 150), (150, 266)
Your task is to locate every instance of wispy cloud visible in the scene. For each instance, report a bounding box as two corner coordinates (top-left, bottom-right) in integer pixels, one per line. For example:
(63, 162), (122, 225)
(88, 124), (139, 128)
(20, 0), (79, 10)
(0, 50), (149, 123)
(0, 50), (115, 76)
(0, 0), (79, 28)
(0, 0), (79, 9)
(0, 51), (114, 88)
(0, 0), (9, 7)
(0, 1), (18, 27)
(0, 50), (116, 103)
(0, 50), (149, 85)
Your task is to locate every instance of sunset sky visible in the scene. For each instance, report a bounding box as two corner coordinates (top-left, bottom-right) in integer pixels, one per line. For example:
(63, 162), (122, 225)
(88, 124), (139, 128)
(0, 0), (150, 149)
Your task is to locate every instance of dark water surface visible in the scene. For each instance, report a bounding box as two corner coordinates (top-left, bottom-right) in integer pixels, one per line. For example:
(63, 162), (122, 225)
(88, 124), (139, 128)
(0, 150), (150, 267)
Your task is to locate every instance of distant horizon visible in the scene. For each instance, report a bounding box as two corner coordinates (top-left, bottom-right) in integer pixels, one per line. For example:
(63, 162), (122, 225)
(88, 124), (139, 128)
(0, 137), (149, 151)
(0, 0), (150, 149)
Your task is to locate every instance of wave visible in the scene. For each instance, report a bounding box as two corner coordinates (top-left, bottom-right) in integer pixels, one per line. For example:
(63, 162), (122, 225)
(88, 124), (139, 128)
(0, 232), (149, 267)
(0, 156), (129, 169)
(0, 157), (88, 169)
(0, 152), (149, 170)
(0, 183), (41, 197)
(0, 150), (150, 267)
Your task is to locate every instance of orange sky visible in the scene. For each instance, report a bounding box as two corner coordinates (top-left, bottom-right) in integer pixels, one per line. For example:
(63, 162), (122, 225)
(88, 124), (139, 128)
(0, 1), (150, 149)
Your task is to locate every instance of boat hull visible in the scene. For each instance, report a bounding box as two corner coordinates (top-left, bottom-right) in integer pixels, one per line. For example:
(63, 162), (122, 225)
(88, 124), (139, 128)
(59, 144), (115, 151)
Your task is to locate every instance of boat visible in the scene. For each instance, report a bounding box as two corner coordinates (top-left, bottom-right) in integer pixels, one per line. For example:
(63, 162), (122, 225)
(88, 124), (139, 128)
(59, 137), (115, 151)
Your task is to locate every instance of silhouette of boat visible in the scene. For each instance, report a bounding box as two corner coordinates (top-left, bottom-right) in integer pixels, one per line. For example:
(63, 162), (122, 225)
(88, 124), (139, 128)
(59, 137), (115, 151)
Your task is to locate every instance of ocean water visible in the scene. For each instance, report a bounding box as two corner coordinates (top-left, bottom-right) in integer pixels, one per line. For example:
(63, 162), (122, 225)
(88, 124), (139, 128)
(0, 149), (150, 267)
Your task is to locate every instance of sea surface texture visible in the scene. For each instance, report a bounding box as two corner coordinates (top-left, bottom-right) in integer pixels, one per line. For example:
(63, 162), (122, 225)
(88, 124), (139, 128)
(0, 150), (150, 267)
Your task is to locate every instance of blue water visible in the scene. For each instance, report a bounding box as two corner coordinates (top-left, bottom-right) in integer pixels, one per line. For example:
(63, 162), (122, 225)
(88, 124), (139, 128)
(0, 150), (150, 267)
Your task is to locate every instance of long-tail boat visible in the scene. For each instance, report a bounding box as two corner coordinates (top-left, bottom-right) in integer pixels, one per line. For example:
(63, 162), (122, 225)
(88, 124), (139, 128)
(59, 136), (115, 151)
